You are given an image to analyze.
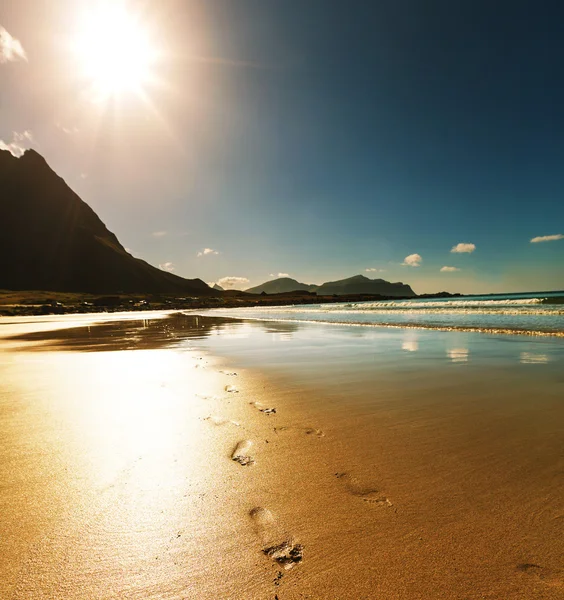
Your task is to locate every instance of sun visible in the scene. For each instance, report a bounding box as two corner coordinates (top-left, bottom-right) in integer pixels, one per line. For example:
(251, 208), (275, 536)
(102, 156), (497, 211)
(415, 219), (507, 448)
(72, 3), (158, 101)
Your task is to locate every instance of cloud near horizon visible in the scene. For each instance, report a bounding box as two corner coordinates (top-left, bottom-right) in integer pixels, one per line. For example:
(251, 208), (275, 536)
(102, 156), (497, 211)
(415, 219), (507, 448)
(440, 266), (461, 272)
(0, 130), (34, 157)
(159, 262), (174, 272)
(365, 268), (386, 273)
(269, 272), (289, 278)
(0, 26), (27, 63)
(217, 276), (250, 290)
(451, 242), (476, 253)
(197, 247), (219, 257)
(402, 253), (422, 267)
(530, 234), (563, 243)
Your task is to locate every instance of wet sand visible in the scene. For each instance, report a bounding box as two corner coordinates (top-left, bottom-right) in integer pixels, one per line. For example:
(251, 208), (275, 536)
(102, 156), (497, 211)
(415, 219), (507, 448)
(1, 313), (563, 599)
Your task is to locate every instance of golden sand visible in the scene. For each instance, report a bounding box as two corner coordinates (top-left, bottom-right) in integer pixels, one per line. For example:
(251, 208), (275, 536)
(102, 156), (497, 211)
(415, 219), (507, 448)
(1, 314), (563, 599)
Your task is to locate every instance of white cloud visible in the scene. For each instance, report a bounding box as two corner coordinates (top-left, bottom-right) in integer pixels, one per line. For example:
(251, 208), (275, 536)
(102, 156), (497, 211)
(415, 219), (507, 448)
(217, 276), (250, 290)
(440, 266), (461, 272)
(451, 242), (476, 253)
(277, 272), (289, 278)
(530, 234), (563, 243)
(197, 247), (219, 257)
(402, 253), (422, 267)
(0, 130), (34, 157)
(365, 268), (386, 273)
(0, 26), (27, 63)
(159, 262), (174, 272)
(151, 231), (167, 237)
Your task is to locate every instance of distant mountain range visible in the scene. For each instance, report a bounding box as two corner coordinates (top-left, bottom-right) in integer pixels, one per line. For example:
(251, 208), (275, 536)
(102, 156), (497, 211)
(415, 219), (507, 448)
(0, 149), (214, 295)
(245, 277), (316, 294)
(246, 275), (416, 296)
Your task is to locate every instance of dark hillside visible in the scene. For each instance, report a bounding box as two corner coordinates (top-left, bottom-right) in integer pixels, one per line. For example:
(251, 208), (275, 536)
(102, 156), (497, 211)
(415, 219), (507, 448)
(0, 149), (214, 294)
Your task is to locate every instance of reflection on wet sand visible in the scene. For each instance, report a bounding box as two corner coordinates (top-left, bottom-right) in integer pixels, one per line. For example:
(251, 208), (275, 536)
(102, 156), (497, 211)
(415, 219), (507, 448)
(6, 314), (302, 352)
(447, 347), (469, 363)
(520, 351), (550, 364)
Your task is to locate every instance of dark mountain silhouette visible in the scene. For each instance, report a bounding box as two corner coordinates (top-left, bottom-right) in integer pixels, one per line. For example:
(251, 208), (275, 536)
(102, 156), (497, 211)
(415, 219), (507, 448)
(212, 283), (224, 291)
(247, 274), (416, 296)
(315, 274), (415, 296)
(0, 149), (214, 294)
(245, 277), (317, 294)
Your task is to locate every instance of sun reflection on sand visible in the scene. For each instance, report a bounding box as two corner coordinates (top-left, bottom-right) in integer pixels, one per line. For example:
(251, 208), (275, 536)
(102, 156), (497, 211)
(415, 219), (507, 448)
(54, 349), (212, 489)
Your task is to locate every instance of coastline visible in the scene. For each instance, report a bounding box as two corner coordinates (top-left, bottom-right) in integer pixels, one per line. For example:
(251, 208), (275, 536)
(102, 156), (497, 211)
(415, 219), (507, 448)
(1, 313), (563, 599)
(0, 289), (458, 318)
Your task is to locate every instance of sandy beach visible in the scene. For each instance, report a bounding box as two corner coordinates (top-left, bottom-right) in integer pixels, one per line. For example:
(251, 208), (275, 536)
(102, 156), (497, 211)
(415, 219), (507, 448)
(1, 313), (563, 599)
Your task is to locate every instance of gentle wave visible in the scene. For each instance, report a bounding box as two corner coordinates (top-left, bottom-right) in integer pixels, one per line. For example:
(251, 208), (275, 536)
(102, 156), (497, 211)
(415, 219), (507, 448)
(343, 296), (564, 310)
(206, 291), (564, 336)
(323, 307), (564, 316)
(217, 315), (564, 337)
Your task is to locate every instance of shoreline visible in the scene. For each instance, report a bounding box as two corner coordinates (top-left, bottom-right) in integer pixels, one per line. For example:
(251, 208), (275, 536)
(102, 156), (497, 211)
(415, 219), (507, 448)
(1, 313), (563, 599)
(0, 289), (461, 318)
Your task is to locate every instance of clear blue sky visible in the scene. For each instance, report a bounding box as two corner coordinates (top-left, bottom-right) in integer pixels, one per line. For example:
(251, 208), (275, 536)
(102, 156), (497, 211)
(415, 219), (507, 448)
(1, 0), (563, 293)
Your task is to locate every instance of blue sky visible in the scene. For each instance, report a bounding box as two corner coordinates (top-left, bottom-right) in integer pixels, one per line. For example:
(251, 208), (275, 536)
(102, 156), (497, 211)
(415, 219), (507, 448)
(1, 0), (563, 293)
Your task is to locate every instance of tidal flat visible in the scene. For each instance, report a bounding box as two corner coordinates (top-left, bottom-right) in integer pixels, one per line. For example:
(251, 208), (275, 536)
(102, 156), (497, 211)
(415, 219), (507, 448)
(1, 312), (563, 599)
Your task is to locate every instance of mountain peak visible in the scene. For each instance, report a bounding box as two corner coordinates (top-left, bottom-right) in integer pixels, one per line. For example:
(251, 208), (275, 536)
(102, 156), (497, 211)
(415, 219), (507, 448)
(246, 275), (416, 296)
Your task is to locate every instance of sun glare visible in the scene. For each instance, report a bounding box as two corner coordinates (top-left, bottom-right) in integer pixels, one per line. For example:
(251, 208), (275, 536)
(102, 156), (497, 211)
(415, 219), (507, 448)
(72, 3), (158, 101)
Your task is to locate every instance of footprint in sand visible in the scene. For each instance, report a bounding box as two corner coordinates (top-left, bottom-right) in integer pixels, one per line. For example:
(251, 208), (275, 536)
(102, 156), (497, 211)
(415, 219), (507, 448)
(231, 440), (255, 466)
(263, 540), (304, 570)
(220, 370), (238, 376)
(517, 563), (564, 588)
(335, 472), (392, 507)
(249, 506), (275, 529)
(274, 426), (324, 437)
(250, 401), (277, 415)
(205, 415), (240, 427)
(225, 385), (239, 393)
(249, 507), (303, 570)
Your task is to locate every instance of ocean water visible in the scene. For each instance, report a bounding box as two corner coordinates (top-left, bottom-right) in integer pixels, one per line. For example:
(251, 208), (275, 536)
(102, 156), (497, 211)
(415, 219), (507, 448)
(206, 290), (564, 336)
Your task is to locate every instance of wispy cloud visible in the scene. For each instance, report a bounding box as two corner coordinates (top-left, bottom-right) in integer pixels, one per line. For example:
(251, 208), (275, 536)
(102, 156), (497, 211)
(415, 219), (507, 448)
(402, 253), (422, 267)
(451, 242), (476, 253)
(151, 231), (167, 238)
(197, 247), (219, 257)
(217, 276), (249, 290)
(55, 122), (80, 135)
(0, 130), (34, 157)
(440, 266), (461, 272)
(365, 268), (386, 273)
(0, 26), (27, 63)
(159, 262), (174, 272)
(530, 234), (563, 243)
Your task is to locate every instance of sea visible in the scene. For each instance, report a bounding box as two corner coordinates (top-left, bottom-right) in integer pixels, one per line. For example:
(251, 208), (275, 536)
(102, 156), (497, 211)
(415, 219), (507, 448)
(206, 290), (564, 336)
